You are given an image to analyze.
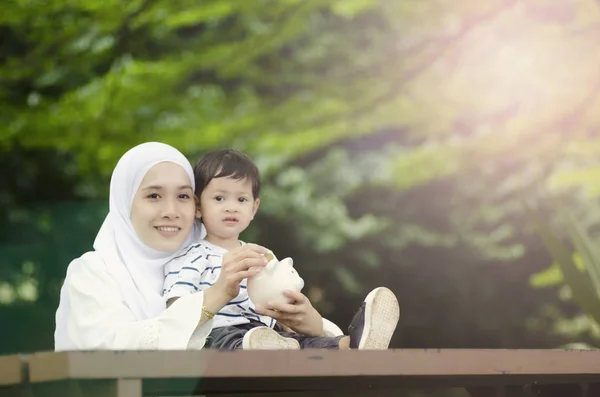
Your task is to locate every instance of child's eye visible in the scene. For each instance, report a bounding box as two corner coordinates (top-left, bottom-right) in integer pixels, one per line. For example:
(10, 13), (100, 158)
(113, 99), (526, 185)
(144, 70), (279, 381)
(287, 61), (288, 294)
(214, 196), (224, 202)
(238, 197), (248, 202)
(147, 193), (160, 200)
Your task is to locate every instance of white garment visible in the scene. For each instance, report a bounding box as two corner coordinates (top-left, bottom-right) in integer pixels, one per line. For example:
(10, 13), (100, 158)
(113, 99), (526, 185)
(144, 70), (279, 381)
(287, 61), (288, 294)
(56, 252), (212, 350)
(163, 240), (276, 329)
(55, 142), (207, 350)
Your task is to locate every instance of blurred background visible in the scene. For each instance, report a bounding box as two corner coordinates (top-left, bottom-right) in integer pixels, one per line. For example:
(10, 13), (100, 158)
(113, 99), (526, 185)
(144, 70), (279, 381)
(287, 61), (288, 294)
(3, 0), (600, 355)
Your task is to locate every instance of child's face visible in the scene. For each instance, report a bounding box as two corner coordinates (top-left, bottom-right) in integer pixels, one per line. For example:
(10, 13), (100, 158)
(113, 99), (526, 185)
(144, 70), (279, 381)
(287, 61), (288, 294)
(199, 176), (259, 243)
(130, 162), (196, 252)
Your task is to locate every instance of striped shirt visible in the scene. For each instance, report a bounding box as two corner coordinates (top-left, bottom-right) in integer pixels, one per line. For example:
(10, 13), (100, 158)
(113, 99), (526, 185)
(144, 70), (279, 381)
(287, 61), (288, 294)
(163, 240), (275, 329)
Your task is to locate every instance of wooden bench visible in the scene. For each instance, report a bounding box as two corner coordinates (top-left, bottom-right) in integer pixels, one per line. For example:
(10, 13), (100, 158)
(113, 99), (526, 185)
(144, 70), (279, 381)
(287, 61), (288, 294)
(4, 349), (600, 396)
(0, 354), (25, 397)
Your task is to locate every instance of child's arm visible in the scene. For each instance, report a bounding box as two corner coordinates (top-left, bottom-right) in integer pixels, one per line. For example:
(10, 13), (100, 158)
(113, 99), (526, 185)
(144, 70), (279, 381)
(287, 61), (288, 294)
(163, 248), (209, 306)
(165, 244), (270, 316)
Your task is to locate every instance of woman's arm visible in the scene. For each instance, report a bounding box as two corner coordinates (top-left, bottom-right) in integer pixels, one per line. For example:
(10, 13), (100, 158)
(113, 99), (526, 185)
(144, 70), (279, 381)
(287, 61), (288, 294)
(60, 256), (211, 350)
(58, 244), (269, 351)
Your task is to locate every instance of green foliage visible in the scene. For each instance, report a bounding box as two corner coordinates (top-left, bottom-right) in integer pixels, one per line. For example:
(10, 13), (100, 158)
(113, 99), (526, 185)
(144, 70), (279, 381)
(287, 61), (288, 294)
(528, 204), (600, 342)
(4, 0), (600, 352)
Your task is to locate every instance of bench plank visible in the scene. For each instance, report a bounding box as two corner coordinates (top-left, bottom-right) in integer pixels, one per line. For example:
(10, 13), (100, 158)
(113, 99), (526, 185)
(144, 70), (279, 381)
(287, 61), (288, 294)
(28, 349), (600, 381)
(25, 349), (600, 396)
(0, 355), (23, 386)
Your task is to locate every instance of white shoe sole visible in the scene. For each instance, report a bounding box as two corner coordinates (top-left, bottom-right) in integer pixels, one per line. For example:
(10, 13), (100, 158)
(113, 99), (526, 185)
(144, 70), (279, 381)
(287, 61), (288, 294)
(359, 287), (400, 349)
(242, 326), (301, 350)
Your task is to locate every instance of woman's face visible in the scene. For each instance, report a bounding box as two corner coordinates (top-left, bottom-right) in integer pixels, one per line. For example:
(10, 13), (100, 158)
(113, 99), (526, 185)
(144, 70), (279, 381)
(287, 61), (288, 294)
(130, 162), (196, 252)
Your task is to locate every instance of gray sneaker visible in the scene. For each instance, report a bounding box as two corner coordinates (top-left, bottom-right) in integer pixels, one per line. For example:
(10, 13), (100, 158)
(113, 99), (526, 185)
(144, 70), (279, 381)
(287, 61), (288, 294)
(348, 287), (400, 349)
(242, 326), (300, 350)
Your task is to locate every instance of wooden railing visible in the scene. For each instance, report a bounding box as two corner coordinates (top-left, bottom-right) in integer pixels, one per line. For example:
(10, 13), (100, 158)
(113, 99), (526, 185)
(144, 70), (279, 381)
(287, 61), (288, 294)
(1, 349), (600, 396)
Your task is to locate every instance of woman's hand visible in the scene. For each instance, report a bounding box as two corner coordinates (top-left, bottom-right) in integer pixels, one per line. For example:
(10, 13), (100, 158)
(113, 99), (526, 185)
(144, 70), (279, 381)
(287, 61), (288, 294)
(255, 290), (324, 337)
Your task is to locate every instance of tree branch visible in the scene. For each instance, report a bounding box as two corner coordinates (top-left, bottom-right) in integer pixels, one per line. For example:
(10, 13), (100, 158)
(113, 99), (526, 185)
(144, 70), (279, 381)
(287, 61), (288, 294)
(247, 0), (520, 136)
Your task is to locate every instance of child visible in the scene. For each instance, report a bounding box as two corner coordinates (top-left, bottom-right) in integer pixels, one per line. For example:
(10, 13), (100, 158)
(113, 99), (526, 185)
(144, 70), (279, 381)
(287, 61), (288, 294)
(163, 149), (400, 349)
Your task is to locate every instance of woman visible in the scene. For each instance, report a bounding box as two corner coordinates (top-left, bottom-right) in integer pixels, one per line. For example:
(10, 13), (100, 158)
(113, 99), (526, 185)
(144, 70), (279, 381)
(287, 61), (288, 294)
(54, 142), (268, 350)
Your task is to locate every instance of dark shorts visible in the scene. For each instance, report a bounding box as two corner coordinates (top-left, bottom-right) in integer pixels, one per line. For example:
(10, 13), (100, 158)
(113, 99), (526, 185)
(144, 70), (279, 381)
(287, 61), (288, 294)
(206, 320), (343, 350)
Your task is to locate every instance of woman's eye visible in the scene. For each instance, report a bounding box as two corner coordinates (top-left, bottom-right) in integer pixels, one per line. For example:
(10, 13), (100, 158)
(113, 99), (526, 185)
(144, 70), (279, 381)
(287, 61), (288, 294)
(179, 194), (191, 199)
(147, 193), (160, 200)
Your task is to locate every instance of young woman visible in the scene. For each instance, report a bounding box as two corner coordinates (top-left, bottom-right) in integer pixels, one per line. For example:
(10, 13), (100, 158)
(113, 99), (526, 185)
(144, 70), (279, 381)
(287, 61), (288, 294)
(54, 142), (268, 350)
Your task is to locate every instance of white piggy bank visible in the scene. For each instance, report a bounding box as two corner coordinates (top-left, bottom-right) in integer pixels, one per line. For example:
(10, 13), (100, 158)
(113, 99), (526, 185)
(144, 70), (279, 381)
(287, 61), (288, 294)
(247, 252), (304, 307)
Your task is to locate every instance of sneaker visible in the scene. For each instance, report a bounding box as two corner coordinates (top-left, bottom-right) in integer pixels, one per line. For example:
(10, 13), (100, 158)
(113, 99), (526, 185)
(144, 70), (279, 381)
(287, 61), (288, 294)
(348, 287), (400, 349)
(242, 326), (301, 350)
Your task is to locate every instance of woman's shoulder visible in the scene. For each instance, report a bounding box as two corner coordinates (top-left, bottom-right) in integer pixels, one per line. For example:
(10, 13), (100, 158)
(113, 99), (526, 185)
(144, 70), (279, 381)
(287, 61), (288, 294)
(66, 251), (110, 278)
(63, 251), (124, 294)
(72, 251), (106, 265)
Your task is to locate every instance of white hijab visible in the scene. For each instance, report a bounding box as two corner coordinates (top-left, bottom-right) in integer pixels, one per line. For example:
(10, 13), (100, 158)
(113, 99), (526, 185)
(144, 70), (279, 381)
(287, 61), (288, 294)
(55, 142), (205, 349)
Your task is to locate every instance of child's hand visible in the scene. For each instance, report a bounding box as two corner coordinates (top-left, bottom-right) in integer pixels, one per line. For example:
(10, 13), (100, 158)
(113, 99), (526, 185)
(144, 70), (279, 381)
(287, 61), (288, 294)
(213, 244), (268, 300)
(255, 290), (324, 337)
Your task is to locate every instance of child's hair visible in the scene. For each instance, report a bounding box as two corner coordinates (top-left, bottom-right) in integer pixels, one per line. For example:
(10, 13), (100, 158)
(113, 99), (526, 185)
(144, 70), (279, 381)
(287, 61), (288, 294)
(193, 148), (261, 198)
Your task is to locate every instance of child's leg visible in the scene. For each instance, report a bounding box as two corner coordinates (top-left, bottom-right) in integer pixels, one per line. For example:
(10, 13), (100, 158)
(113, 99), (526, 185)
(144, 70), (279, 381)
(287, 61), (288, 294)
(273, 287), (399, 350)
(206, 324), (252, 350)
(242, 287), (399, 350)
(242, 327), (300, 349)
(347, 287), (400, 349)
(278, 332), (344, 349)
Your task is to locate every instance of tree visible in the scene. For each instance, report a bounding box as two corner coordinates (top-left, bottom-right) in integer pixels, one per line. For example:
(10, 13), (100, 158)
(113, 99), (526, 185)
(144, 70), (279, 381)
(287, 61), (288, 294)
(3, 0), (600, 353)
